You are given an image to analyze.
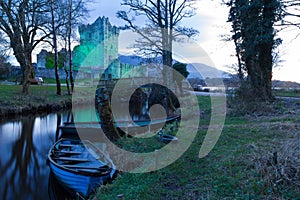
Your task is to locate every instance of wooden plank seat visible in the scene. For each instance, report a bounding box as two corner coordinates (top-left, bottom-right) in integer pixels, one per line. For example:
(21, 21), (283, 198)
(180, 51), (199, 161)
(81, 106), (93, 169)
(61, 164), (109, 171)
(52, 157), (90, 162)
(58, 143), (82, 148)
(54, 150), (83, 155)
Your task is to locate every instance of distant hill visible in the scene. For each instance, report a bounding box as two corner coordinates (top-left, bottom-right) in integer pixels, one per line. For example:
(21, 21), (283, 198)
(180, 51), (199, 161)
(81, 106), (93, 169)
(186, 63), (231, 79)
(118, 54), (231, 79)
(118, 55), (300, 89)
(272, 80), (300, 89)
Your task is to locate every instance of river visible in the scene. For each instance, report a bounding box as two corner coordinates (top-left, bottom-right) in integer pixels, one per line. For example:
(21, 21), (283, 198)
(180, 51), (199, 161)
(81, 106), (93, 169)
(0, 88), (172, 199)
(0, 99), (152, 200)
(0, 106), (105, 200)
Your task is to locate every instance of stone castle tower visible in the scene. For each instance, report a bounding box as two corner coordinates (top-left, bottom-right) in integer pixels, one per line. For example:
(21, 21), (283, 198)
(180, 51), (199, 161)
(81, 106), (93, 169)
(72, 16), (120, 79)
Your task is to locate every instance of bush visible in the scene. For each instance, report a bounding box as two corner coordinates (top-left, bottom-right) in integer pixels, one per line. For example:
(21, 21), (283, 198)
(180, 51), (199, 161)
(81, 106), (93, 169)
(228, 81), (278, 116)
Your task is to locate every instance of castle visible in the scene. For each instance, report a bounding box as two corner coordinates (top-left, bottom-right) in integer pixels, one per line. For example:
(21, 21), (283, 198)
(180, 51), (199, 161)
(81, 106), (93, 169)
(73, 16), (120, 79)
(36, 16), (145, 80)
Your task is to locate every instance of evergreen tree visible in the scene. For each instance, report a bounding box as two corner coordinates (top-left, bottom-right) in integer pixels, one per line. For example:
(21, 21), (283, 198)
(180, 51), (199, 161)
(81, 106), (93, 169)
(173, 62), (189, 95)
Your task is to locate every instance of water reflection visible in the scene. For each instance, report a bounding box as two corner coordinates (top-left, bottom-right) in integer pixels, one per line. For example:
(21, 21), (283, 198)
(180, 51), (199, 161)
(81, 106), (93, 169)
(0, 113), (70, 200)
(48, 172), (73, 200)
(0, 101), (169, 199)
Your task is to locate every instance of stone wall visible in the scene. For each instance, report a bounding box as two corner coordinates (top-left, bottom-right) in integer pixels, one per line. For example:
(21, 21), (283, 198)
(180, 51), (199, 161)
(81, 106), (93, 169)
(35, 68), (68, 79)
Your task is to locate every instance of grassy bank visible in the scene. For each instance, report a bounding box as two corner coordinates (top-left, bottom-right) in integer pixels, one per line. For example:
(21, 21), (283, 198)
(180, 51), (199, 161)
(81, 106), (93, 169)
(0, 85), (74, 119)
(0, 84), (93, 118)
(93, 96), (300, 199)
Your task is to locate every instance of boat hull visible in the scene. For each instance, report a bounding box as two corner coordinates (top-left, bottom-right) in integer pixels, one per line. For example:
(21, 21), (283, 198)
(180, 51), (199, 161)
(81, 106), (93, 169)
(49, 162), (110, 197)
(48, 138), (116, 197)
(59, 115), (180, 139)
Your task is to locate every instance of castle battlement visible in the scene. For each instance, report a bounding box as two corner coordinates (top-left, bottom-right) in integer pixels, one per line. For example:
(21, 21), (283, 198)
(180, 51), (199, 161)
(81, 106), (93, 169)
(72, 16), (120, 79)
(78, 16), (119, 45)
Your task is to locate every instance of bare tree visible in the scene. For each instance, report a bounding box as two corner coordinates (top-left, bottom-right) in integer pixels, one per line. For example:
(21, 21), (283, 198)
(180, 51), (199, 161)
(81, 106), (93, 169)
(43, 0), (88, 95)
(0, 0), (51, 94)
(51, 0), (88, 94)
(117, 0), (198, 87)
(67, 0), (74, 94)
(65, 0), (88, 93)
(281, 0), (300, 29)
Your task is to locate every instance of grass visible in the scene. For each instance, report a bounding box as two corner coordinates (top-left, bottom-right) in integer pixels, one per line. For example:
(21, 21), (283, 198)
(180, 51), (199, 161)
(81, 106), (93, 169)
(92, 96), (300, 200)
(0, 84), (72, 118)
(0, 84), (299, 199)
(273, 89), (300, 98)
(0, 84), (98, 118)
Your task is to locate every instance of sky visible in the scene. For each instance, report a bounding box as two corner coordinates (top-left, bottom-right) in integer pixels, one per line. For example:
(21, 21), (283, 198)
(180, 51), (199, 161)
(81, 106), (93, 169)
(83, 0), (300, 83)
(9, 0), (293, 83)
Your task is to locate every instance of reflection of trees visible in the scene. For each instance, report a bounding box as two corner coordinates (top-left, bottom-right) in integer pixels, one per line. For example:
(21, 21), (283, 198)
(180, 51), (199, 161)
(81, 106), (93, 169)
(48, 172), (73, 200)
(56, 114), (61, 141)
(0, 117), (41, 199)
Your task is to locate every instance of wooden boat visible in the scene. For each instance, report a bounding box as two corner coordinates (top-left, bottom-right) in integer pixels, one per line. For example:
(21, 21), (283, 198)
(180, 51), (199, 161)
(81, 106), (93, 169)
(58, 115), (180, 138)
(48, 138), (116, 198)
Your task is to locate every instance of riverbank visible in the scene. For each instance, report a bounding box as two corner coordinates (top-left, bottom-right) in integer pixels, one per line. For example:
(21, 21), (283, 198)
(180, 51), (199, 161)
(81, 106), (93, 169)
(0, 85), (96, 120)
(92, 96), (300, 199)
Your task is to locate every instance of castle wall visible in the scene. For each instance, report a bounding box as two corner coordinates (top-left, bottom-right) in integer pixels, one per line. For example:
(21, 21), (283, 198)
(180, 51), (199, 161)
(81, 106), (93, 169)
(73, 16), (120, 77)
(36, 49), (48, 69)
(35, 68), (69, 79)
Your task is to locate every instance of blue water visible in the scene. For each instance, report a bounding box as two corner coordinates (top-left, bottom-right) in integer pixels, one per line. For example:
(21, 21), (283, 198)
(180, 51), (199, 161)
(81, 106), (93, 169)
(0, 105), (105, 200)
(0, 112), (71, 200)
(0, 100), (153, 199)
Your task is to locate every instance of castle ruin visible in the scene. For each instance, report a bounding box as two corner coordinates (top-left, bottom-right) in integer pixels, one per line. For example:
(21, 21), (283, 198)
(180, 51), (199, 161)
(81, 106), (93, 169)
(72, 16), (120, 79)
(36, 16), (147, 80)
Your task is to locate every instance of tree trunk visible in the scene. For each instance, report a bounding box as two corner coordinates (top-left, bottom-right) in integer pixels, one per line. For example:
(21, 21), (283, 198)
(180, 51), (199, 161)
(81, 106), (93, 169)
(15, 52), (33, 94)
(258, 45), (273, 100)
(247, 0), (276, 101)
(233, 30), (243, 82)
(247, 56), (273, 101)
(63, 37), (71, 95)
(68, 39), (74, 93)
(259, 0), (276, 101)
(95, 87), (120, 141)
(64, 66), (71, 95)
(22, 62), (32, 94)
(177, 80), (183, 96)
(68, 0), (74, 93)
(54, 53), (61, 95)
(162, 50), (173, 87)
(51, 0), (61, 95)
